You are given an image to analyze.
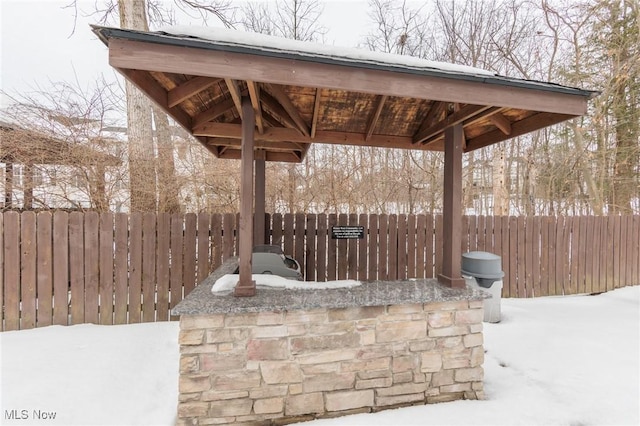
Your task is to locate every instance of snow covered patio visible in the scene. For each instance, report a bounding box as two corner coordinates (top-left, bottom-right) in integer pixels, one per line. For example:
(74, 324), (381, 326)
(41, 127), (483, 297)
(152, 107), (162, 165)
(1, 286), (638, 425)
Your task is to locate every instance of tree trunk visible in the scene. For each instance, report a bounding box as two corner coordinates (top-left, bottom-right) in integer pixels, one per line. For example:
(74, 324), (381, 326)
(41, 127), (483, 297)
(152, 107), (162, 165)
(153, 106), (181, 213)
(119, 0), (156, 212)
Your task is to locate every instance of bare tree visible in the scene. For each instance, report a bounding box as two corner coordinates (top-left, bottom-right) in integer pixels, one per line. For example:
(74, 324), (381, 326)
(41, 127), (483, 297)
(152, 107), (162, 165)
(1, 79), (126, 211)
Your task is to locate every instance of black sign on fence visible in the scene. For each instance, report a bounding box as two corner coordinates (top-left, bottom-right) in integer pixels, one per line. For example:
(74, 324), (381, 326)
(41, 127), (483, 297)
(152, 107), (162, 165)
(331, 225), (365, 239)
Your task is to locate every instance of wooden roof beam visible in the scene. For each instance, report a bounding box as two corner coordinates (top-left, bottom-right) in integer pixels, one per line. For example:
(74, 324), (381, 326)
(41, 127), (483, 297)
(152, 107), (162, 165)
(216, 148), (303, 163)
(310, 88), (322, 138)
(264, 83), (310, 137)
(193, 96), (240, 128)
(466, 112), (576, 152)
(116, 67), (192, 131)
(246, 80), (265, 134)
(167, 76), (222, 107)
(413, 104), (494, 146)
(260, 92), (301, 131)
(194, 122), (433, 151)
(224, 78), (244, 119)
(489, 112), (512, 135)
(206, 137), (309, 153)
(365, 95), (387, 142)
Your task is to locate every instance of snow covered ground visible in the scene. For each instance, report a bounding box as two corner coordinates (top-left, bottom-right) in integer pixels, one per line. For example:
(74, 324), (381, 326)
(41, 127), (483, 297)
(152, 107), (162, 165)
(1, 286), (638, 426)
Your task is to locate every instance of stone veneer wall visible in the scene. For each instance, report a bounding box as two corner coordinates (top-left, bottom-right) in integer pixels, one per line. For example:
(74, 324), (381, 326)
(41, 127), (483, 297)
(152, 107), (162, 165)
(177, 300), (484, 425)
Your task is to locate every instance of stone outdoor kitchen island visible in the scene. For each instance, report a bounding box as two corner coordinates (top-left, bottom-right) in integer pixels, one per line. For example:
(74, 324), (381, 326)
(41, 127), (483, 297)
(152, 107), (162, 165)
(172, 260), (487, 425)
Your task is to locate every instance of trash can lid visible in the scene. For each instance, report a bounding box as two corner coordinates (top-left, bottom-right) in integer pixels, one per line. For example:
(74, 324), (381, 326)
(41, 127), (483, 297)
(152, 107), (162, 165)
(462, 251), (501, 261)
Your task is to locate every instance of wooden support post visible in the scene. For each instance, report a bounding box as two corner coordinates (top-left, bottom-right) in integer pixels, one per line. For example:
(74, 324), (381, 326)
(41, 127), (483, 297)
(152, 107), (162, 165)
(254, 149), (266, 246)
(235, 97), (256, 297)
(438, 124), (466, 288)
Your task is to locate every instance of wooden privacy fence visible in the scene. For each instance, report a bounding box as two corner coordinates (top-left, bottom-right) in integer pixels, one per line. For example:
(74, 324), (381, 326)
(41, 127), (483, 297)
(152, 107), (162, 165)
(1, 211), (639, 331)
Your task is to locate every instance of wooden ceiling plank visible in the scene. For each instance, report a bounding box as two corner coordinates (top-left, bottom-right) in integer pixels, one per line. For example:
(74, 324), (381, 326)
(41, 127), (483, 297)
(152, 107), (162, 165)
(365, 95), (387, 142)
(466, 112), (576, 152)
(488, 112), (512, 135)
(109, 38), (589, 116)
(224, 78), (244, 119)
(247, 80), (265, 134)
(117, 67), (192, 130)
(167, 76), (222, 108)
(414, 104), (494, 146)
(264, 83), (310, 137)
(310, 88), (322, 138)
(216, 149), (302, 163)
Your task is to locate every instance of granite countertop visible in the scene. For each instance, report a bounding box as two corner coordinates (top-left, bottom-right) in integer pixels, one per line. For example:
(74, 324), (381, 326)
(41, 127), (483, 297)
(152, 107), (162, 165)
(172, 257), (488, 316)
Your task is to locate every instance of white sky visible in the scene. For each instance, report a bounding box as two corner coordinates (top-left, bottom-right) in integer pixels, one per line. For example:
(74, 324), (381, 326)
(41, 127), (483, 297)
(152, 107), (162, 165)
(0, 0), (376, 109)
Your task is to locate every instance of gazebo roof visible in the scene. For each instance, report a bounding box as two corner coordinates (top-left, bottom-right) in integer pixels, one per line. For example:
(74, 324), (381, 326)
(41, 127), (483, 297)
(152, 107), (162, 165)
(92, 25), (596, 163)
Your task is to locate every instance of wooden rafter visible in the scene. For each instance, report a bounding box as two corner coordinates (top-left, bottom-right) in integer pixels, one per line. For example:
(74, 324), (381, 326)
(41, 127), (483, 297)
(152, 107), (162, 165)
(167, 76), (222, 107)
(489, 112), (512, 135)
(260, 92), (301, 131)
(466, 112), (576, 152)
(413, 104), (494, 146)
(264, 84), (310, 137)
(117, 68), (192, 130)
(365, 95), (387, 142)
(192, 96), (239, 128)
(310, 88), (322, 138)
(224, 78), (244, 119)
(246, 80), (265, 134)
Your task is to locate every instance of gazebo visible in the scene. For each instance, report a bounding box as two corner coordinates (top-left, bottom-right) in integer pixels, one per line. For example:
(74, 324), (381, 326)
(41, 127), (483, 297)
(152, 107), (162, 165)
(92, 25), (596, 424)
(93, 25), (595, 294)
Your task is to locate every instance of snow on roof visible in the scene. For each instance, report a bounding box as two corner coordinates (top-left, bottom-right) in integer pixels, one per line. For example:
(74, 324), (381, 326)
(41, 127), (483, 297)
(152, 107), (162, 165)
(211, 273), (361, 295)
(156, 25), (495, 78)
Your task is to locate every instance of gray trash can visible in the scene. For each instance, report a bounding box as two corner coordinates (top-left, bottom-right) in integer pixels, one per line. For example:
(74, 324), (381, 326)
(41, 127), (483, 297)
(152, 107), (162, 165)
(462, 251), (504, 323)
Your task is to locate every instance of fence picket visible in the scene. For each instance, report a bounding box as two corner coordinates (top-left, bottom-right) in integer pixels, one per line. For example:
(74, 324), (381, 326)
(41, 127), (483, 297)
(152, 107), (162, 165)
(306, 214), (317, 281)
(316, 214), (327, 282)
(21, 212), (37, 329)
(388, 214), (398, 280)
(415, 215), (426, 279)
(99, 213), (114, 325)
(114, 213), (128, 325)
(52, 211), (69, 326)
(407, 214), (416, 279)
(128, 213), (143, 323)
(368, 214), (378, 281)
(69, 212), (85, 325)
(197, 213), (211, 284)
(156, 213), (171, 321)
(348, 214), (358, 280)
(183, 213), (197, 297)
(36, 212), (53, 327)
(327, 214), (337, 281)
(378, 214), (388, 280)
(169, 214), (184, 320)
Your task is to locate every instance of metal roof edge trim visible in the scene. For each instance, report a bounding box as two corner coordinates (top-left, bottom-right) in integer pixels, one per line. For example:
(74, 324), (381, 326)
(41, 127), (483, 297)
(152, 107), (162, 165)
(91, 25), (598, 99)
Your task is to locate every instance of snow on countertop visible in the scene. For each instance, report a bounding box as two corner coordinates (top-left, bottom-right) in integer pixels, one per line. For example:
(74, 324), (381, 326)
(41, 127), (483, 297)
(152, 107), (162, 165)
(212, 273), (361, 294)
(156, 25), (495, 77)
